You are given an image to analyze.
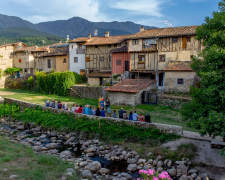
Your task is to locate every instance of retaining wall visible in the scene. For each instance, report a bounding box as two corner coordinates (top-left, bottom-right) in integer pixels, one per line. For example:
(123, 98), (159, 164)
(4, 97), (183, 135)
(70, 85), (108, 99)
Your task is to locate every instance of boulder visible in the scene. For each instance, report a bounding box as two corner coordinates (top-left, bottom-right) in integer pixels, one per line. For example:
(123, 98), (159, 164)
(80, 161), (88, 167)
(17, 125), (24, 130)
(85, 148), (96, 153)
(179, 175), (189, 180)
(168, 169), (177, 177)
(40, 134), (47, 139)
(121, 173), (132, 179)
(60, 151), (72, 158)
(157, 160), (163, 167)
(167, 159), (172, 167)
(188, 169), (198, 175)
(86, 152), (95, 157)
(66, 168), (76, 173)
(157, 167), (163, 173)
(88, 161), (101, 172)
(153, 159), (158, 166)
(100, 168), (109, 175)
(127, 164), (137, 171)
(33, 146), (41, 152)
(46, 143), (57, 149)
(177, 162), (188, 174)
(137, 159), (146, 165)
(201, 173), (209, 180)
(191, 173), (197, 179)
(30, 126), (41, 132)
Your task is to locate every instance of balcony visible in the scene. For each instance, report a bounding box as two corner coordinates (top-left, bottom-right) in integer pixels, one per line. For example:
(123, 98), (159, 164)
(137, 62), (145, 69)
(142, 44), (157, 51)
(76, 49), (85, 54)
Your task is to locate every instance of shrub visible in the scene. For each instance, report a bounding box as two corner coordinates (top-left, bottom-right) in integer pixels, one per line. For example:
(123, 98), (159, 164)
(4, 68), (22, 75)
(113, 74), (117, 80)
(27, 76), (34, 86)
(73, 72), (86, 84)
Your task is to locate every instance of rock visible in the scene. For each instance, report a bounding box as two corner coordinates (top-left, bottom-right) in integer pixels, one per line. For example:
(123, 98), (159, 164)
(147, 159), (153, 164)
(127, 164), (137, 171)
(46, 143), (57, 149)
(168, 169), (177, 177)
(32, 146), (41, 152)
(9, 175), (17, 179)
(113, 172), (120, 176)
(66, 168), (76, 173)
(86, 152), (95, 157)
(188, 169), (198, 175)
(179, 175), (189, 180)
(137, 159), (146, 165)
(88, 161), (101, 172)
(40, 134), (47, 139)
(156, 155), (164, 160)
(64, 172), (73, 177)
(93, 140), (99, 144)
(167, 159), (172, 167)
(201, 173), (209, 180)
(153, 159), (158, 166)
(191, 173), (197, 179)
(164, 159), (168, 165)
(100, 168), (109, 175)
(41, 147), (48, 151)
(60, 151), (72, 158)
(61, 176), (67, 180)
(119, 155), (124, 160)
(80, 161), (88, 167)
(82, 170), (93, 178)
(157, 167), (163, 173)
(195, 176), (201, 180)
(147, 152), (152, 156)
(85, 148), (96, 153)
(30, 126), (41, 132)
(125, 152), (131, 160)
(177, 162), (188, 174)
(137, 165), (143, 169)
(157, 160), (163, 167)
(143, 165), (149, 170)
(17, 125), (24, 130)
(127, 158), (137, 164)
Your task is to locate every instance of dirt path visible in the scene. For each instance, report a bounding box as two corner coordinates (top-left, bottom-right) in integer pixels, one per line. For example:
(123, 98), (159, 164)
(0, 91), (15, 95)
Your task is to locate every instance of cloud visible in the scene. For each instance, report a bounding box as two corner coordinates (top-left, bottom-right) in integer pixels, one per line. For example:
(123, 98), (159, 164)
(4, 0), (107, 23)
(109, 0), (166, 17)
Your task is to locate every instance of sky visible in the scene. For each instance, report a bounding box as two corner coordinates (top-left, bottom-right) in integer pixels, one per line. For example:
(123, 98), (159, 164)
(0, 0), (221, 27)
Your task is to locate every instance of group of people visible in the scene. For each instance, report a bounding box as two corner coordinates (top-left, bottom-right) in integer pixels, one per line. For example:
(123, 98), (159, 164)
(45, 97), (151, 123)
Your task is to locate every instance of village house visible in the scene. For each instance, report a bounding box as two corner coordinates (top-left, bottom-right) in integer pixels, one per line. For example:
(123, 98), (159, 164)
(124, 25), (201, 92)
(0, 42), (27, 87)
(40, 43), (69, 73)
(13, 45), (38, 75)
(68, 37), (87, 75)
(31, 46), (50, 72)
(83, 32), (128, 85)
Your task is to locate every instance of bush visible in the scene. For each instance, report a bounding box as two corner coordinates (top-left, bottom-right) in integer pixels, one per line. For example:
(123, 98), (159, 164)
(4, 68), (22, 75)
(27, 76), (34, 86)
(73, 72), (86, 84)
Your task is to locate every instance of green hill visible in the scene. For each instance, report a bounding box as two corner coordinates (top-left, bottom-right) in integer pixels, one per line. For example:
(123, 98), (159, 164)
(0, 27), (62, 38)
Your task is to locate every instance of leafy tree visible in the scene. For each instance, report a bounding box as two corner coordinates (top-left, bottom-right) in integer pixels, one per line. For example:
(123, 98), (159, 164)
(181, 0), (225, 140)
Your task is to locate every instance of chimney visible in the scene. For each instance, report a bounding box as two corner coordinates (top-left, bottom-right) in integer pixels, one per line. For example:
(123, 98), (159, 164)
(88, 34), (91, 39)
(140, 26), (144, 32)
(105, 31), (110, 38)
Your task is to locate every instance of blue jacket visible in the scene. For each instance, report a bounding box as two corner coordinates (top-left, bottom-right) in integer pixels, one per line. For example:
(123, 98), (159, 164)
(85, 107), (89, 114)
(100, 110), (105, 117)
(129, 115), (133, 120)
(88, 109), (92, 115)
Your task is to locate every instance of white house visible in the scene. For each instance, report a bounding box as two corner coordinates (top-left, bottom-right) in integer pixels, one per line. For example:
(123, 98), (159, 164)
(69, 36), (89, 75)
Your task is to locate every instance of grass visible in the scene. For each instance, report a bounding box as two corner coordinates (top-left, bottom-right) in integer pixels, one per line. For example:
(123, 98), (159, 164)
(0, 88), (197, 132)
(0, 135), (80, 180)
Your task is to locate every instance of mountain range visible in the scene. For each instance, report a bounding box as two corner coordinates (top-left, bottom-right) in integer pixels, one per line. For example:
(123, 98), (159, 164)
(0, 14), (157, 39)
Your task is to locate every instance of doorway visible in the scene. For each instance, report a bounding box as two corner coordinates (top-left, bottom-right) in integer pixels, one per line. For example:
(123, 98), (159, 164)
(125, 61), (129, 71)
(100, 78), (103, 85)
(158, 73), (164, 89)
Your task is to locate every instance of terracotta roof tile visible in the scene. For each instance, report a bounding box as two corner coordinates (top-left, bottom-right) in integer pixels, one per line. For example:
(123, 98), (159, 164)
(105, 79), (156, 93)
(70, 37), (89, 43)
(129, 26), (199, 39)
(42, 49), (69, 57)
(88, 72), (112, 77)
(84, 35), (131, 46)
(0, 42), (27, 48)
(32, 45), (50, 52)
(164, 61), (193, 71)
(15, 46), (38, 52)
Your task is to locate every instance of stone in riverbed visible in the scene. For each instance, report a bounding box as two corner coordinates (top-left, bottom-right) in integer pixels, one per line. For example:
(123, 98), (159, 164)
(137, 159), (146, 165)
(177, 162), (188, 174)
(157, 160), (163, 167)
(85, 148), (96, 153)
(66, 168), (76, 173)
(86, 152), (95, 157)
(88, 161), (101, 172)
(127, 164), (137, 171)
(46, 143), (57, 149)
(168, 169), (177, 177)
(121, 173), (132, 179)
(100, 168), (109, 175)
(60, 150), (72, 158)
(80, 161), (88, 167)
(82, 170), (93, 178)
(9, 175), (17, 179)
(157, 167), (163, 173)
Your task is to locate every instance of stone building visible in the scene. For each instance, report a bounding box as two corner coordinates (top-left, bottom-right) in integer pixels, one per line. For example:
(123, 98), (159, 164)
(105, 79), (156, 106)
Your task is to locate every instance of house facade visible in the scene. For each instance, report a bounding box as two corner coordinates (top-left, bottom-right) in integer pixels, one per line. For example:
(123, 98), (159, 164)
(32, 46), (50, 71)
(68, 37), (87, 75)
(126, 26), (201, 92)
(13, 45), (38, 75)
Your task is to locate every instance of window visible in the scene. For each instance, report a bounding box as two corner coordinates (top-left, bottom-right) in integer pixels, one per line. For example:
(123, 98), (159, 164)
(172, 37), (178, 43)
(138, 55), (145, 62)
(133, 39), (139, 45)
(78, 44), (82, 49)
(116, 60), (121, 65)
(86, 57), (90, 62)
(74, 57), (78, 63)
(19, 59), (21, 63)
(38, 53), (40, 55)
(80, 69), (85, 75)
(100, 57), (104, 62)
(177, 78), (184, 85)
(47, 59), (51, 68)
(71, 45), (73, 49)
(114, 44), (117, 47)
(159, 55), (165, 62)
(190, 55), (194, 59)
(24, 69), (27, 73)
(39, 61), (42, 68)
(95, 45), (98, 48)
(108, 44), (111, 48)
(63, 58), (66, 64)
(187, 37), (191, 42)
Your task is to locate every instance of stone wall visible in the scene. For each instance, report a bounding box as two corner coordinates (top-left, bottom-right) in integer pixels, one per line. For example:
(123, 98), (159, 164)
(157, 94), (191, 109)
(4, 97), (183, 135)
(5, 77), (25, 89)
(70, 85), (108, 99)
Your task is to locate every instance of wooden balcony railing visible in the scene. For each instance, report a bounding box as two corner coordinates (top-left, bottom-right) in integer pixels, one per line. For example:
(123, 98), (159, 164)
(142, 44), (157, 51)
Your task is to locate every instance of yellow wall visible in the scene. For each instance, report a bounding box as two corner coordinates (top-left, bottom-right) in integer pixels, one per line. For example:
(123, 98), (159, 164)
(55, 55), (69, 72)
(42, 56), (56, 72)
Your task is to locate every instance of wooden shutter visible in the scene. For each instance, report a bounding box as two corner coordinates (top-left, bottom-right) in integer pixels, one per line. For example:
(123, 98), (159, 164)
(86, 57), (90, 62)
(19, 59), (21, 63)
(182, 36), (187, 49)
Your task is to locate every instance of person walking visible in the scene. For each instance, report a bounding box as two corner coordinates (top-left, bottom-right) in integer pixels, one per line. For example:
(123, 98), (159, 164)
(119, 108), (124, 119)
(106, 106), (112, 117)
(133, 111), (138, 121)
(129, 112), (133, 120)
(113, 110), (117, 118)
(138, 113), (145, 122)
(145, 113), (151, 123)
(96, 108), (101, 116)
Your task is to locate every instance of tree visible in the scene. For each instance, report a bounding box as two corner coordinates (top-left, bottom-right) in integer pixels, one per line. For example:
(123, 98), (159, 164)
(181, 0), (225, 140)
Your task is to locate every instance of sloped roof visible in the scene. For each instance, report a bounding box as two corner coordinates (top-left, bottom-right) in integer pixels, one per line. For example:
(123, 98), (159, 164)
(84, 35), (130, 46)
(32, 45), (50, 52)
(49, 43), (68, 48)
(105, 79), (156, 93)
(41, 49), (69, 57)
(0, 42), (27, 48)
(164, 61), (193, 71)
(70, 37), (89, 43)
(88, 72), (112, 77)
(129, 26), (199, 39)
(15, 46), (38, 52)
(109, 46), (128, 53)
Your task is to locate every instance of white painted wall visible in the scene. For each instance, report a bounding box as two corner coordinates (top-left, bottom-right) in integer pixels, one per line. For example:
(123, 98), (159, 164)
(69, 43), (86, 74)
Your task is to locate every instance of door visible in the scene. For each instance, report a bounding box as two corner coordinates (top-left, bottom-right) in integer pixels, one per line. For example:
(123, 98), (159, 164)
(125, 61), (129, 71)
(17, 71), (20, 78)
(158, 73), (164, 86)
(100, 78), (103, 85)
